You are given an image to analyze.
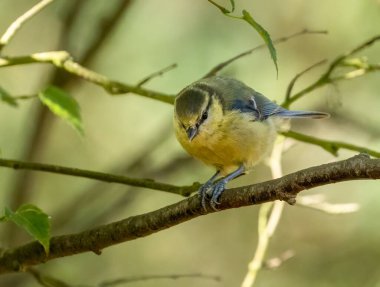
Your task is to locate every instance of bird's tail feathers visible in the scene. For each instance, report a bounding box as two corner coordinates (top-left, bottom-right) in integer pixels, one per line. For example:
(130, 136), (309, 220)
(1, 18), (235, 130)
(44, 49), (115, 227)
(275, 110), (329, 119)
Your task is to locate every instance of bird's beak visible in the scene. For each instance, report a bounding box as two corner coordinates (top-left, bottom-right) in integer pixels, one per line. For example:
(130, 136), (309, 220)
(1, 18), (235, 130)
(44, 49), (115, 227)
(186, 126), (198, 141)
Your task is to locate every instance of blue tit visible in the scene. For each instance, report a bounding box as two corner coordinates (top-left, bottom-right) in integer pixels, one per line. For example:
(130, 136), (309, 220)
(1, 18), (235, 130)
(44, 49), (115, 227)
(173, 76), (329, 210)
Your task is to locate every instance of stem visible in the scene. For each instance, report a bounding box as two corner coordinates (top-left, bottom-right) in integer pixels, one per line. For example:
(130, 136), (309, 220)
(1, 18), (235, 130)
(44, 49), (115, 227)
(284, 59), (328, 102)
(282, 35), (380, 108)
(99, 273), (220, 286)
(137, 63), (177, 87)
(281, 130), (380, 158)
(0, 158), (199, 196)
(0, 51), (175, 104)
(0, 0), (55, 52)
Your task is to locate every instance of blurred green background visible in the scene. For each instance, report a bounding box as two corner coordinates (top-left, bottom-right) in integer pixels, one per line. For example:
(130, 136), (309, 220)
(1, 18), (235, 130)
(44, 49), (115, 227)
(0, 0), (379, 286)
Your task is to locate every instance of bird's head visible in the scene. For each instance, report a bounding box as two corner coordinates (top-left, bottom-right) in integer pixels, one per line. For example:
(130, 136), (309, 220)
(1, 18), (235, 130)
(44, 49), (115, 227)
(174, 83), (223, 141)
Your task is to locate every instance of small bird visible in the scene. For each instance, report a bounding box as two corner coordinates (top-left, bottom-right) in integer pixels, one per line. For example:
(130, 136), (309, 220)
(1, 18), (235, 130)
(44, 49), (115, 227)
(173, 76), (328, 210)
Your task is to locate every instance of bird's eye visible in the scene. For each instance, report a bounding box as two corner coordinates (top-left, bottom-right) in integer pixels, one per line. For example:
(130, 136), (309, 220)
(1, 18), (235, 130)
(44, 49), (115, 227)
(201, 111), (208, 121)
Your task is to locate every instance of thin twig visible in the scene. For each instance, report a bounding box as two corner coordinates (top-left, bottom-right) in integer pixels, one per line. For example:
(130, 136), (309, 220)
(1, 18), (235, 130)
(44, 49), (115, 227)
(0, 154), (378, 274)
(0, 158), (200, 196)
(297, 195), (360, 214)
(323, 36), (380, 78)
(0, 0), (55, 52)
(28, 268), (71, 287)
(285, 59), (328, 101)
(203, 29), (327, 78)
(29, 268), (220, 287)
(281, 130), (380, 158)
(98, 273), (221, 287)
(136, 63), (177, 87)
(282, 35), (380, 108)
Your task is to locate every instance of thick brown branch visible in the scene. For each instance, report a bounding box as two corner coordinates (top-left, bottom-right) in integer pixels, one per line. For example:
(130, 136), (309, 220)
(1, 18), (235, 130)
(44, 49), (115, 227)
(0, 154), (378, 274)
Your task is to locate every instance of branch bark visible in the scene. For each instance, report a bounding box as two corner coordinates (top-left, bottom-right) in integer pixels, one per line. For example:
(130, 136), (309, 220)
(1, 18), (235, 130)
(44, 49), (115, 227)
(0, 154), (379, 274)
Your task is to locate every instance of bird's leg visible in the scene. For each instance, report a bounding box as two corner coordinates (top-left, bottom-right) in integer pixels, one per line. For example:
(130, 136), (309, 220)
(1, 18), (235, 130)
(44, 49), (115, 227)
(199, 170), (221, 211)
(209, 165), (245, 211)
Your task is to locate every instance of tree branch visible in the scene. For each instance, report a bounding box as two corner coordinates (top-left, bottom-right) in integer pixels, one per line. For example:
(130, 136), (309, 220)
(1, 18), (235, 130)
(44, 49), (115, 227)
(281, 35), (380, 108)
(0, 154), (378, 274)
(136, 63), (177, 87)
(284, 59), (327, 102)
(98, 273), (220, 286)
(0, 158), (199, 196)
(0, 51), (175, 104)
(281, 130), (380, 158)
(0, 0), (55, 53)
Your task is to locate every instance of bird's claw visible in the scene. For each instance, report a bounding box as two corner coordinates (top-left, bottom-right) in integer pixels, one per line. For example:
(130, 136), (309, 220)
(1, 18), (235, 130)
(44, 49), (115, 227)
(209, 180), (226, 211)
(199, 180), (227, 211)
(198, 181), (213, 211)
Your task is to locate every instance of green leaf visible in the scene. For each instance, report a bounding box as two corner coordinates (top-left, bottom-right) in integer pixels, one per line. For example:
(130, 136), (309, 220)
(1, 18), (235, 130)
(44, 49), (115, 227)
(241, 10), (278, 75)
(0, 86), (18, 107)
(3, 204), (51, 254)
(39, 86), (84, 135)
(207, 1), (278, 75)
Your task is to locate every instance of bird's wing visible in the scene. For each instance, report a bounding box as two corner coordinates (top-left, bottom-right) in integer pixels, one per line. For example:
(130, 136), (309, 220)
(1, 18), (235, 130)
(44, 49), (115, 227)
(230, 90), (328, 120)
(201, 76), (328, 120)
(213, 77), (284, 121)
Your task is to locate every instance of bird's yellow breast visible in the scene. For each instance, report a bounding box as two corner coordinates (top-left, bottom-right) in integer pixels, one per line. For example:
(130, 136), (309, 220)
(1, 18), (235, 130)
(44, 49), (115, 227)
(174, 110), (277, 175)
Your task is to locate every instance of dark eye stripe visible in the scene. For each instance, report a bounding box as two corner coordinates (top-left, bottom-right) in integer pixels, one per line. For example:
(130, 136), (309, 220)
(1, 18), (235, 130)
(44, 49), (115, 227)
(197, 95), (212, 126)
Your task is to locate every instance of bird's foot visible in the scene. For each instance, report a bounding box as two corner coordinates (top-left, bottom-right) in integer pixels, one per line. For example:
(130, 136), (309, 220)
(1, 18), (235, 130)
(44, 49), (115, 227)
(199, 179), (227, 211)
(209, 180), (226, 211)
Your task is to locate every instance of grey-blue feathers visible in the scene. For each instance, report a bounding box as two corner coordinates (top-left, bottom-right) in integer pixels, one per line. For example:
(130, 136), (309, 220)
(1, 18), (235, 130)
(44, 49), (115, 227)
(176, 76), (328, 123)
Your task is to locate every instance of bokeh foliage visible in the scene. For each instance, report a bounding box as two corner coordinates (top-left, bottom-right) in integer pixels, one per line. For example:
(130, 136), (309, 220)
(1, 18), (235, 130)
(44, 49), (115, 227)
(0, 0), (379, 286)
